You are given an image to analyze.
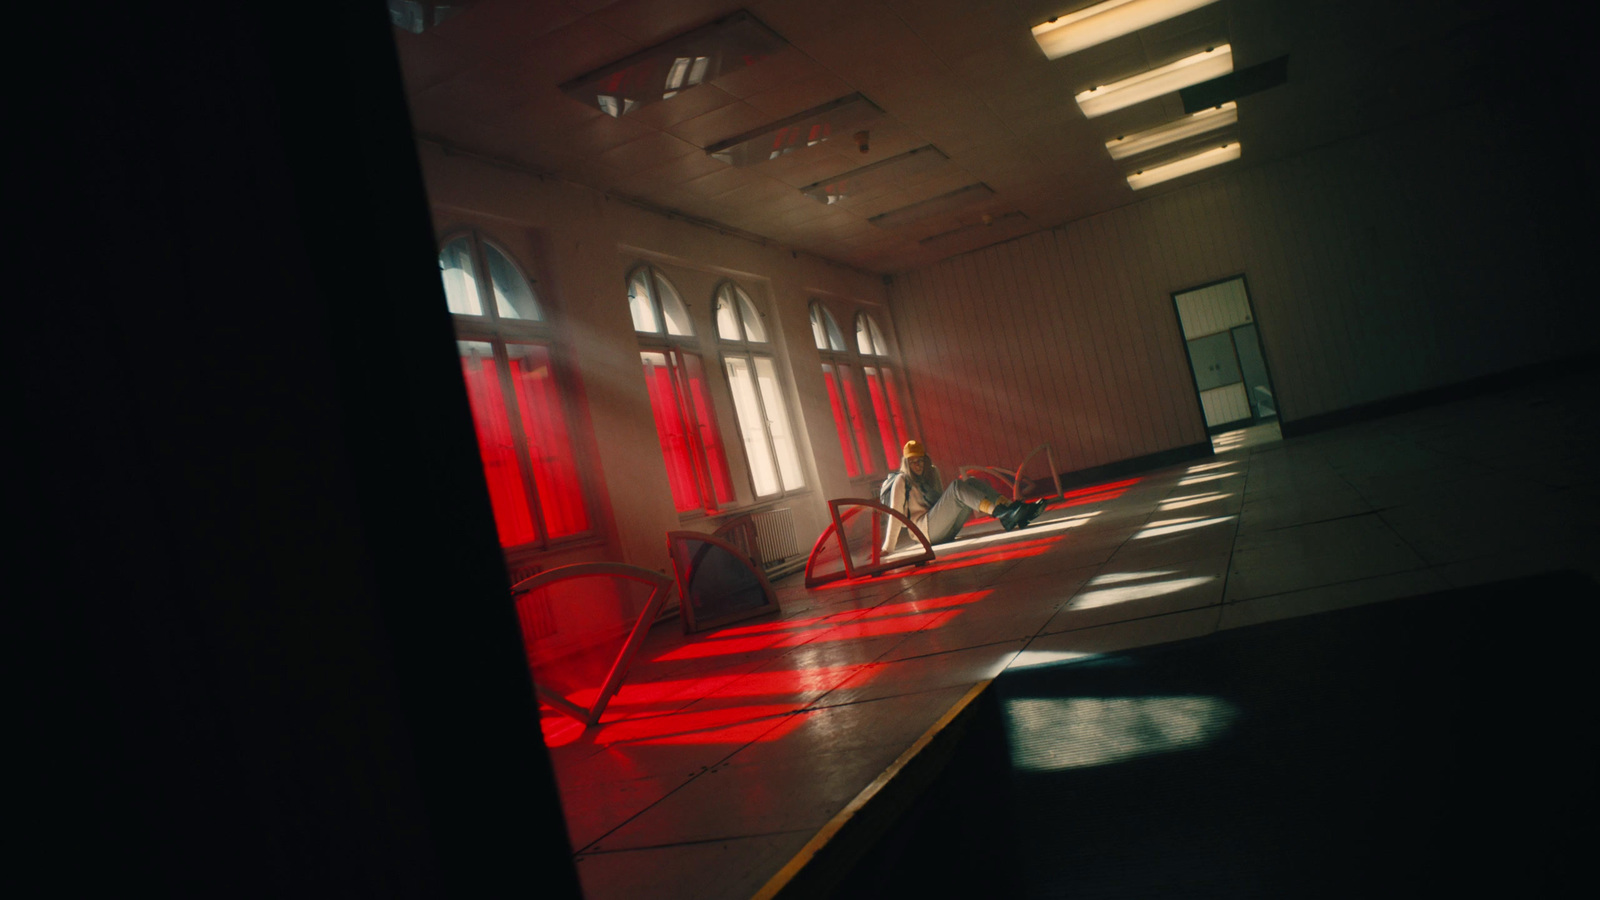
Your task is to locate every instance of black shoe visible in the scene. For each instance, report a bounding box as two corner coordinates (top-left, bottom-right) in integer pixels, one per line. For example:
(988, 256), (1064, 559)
(1017, 498), (1048, 528)
(997, 498), (1047, 531)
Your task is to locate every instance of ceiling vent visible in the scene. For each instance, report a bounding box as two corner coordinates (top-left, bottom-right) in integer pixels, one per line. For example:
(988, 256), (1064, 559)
(559, 11), (787, 119)
(706, 94), (885, 167)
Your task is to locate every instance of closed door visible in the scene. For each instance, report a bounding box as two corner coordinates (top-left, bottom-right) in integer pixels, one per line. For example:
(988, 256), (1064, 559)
(1172, 277), (1276, 433)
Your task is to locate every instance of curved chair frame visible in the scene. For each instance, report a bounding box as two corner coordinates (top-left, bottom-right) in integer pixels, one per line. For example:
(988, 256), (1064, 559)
(509, 562), (674, 728)
(667, 530), (780, 634)
(710, 513), (763, 571)
(804, 499), (935, 588)
(955, 464), (1018, 495)
(1011, 442), (1063, 501)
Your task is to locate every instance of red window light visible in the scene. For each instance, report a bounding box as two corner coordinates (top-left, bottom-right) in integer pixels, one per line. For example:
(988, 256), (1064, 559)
(882, 367), (910, 447)
(459, 343), (537, 547)
(642, 351), (701, 512)
(840, 365), (880, 473)
(864, 366), (899, 473)
(642, 350), (734, 514)
(822, 364), (859, 478)
(508, 344), (589, 538)
(680, 352), (735, 508)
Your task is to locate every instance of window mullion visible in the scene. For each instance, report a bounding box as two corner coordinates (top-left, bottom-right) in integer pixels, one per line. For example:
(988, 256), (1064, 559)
(470, 231), (499, 327)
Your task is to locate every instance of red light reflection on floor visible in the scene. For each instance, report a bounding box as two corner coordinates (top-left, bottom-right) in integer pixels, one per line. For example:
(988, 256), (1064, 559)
(1051, 477), (1141, 508)
(608, 665), (866, 709)
(596, 703), (809, 745)
(654, 608), (959, 661)
(815, 535), (1063, 590)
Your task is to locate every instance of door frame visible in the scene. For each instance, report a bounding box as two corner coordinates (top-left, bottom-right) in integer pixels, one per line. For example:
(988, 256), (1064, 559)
(1170, 274), (1278, 436)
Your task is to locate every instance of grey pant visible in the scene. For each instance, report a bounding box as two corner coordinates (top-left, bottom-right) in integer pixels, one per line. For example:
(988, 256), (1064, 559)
(921, 476), (1003, 544)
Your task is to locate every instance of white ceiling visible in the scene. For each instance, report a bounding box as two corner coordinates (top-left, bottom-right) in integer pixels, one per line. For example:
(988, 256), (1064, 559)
(392, 0), (1515, 274)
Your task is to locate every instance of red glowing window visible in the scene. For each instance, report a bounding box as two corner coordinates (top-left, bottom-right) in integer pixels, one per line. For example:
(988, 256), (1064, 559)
(864, 366), (900, 473)
(643, 349), (734, 514)
(632, 265), (736, 515)
(443, 234), (594, 550)
(821, 364), (859, 478)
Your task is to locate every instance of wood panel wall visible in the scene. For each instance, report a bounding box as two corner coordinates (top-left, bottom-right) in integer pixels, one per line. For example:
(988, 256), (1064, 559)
(890, 103), (1591, 475)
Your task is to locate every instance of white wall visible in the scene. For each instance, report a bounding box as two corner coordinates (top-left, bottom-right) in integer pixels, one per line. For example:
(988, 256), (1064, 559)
(416, 143), (890, 577)
(889, 102), (1592, 475)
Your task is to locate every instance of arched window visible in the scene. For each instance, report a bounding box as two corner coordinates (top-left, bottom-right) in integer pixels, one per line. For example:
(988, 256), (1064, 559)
(629, 266), (734, 514)
(812, 301), (878, 478)
(810, 301), (847, 352)
(718, 282), (804, 498)
(855, 312), (912, 471)
(439, 233), (591, 549)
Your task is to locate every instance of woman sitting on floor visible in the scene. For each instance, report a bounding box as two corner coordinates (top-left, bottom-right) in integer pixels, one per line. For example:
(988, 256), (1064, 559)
(880, 439), (1046, 552)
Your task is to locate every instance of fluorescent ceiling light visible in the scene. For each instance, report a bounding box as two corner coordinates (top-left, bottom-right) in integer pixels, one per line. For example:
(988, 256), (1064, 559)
(1126, 142), (1240, 190)
(1076, 44), (1233, 118)
(1032, 0), (1223, 59)
(1105, 101), (1235, 159)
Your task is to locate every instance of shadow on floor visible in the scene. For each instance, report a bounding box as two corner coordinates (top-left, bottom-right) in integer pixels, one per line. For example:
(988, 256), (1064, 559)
(838, 570), (1598, 898)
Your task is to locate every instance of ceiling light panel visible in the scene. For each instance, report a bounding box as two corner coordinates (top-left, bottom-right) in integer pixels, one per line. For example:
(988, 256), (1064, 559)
(867, 184), (996, 230)
(1076, 44), (1233, 118)
(799, 146), (950, 205)
(1126, 142), (1239, 189)
(1105, 102), (1235, 159)
(706, 94), (884, 167)
(559, 11), (787, 119)
(1032, 0), (1224, 59)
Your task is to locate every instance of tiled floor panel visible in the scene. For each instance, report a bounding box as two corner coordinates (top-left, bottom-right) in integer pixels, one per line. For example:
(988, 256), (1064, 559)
(549, 378), (1598, 899)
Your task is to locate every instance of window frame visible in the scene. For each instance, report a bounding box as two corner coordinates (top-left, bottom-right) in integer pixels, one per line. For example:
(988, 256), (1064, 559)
(629, 265), (737, 517)
(440, 229), (599, 554)
(716, 280), (807, 501)
(811, 300), (914, 481)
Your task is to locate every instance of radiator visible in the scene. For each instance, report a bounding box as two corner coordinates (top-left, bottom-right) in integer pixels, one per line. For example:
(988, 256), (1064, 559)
(750, 507), (803, 574)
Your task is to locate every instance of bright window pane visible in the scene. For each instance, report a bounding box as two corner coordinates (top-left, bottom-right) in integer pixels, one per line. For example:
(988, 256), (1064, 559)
(508, 343), (588, 538)
(823, 308), (846, 350)
(628, 271), (659, 333)
(810, 305), (830, 350)
(755, 356), (804, 491)
(439, 239), (482, 316)
(725, 356), (780, 497)
(458, 341), (537, 547)
(868, 317), (889, 355)
(737, 291), (767, 342)
(654, 273), (693, 336)
(822, 364), (859, 478)
(484, 243), (542, 320)
(715, 291), (741, 341)
(857, 313), (889, 355)
(642, 351), (700, 512)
